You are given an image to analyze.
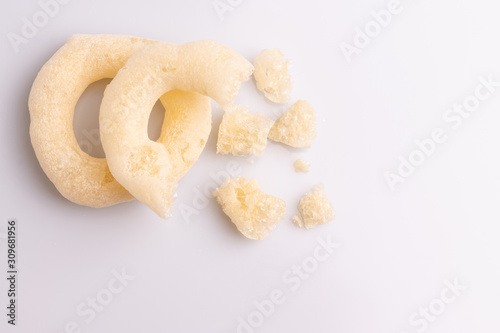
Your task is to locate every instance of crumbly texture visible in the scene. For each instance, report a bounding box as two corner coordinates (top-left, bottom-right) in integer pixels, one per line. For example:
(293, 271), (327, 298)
(216, 110), (274, 156)
(297, 184), (334, 229)
(253, 48), (292, 103)
(213, 177), (286, 240)
(292, 214), (304, 228)
(294, 158), (310, 173)
(268, 100), (316, 148)
(100, 40), (253, 218)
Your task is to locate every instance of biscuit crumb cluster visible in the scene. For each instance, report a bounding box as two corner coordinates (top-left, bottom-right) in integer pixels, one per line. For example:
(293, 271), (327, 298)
(213, 49), (334, 240)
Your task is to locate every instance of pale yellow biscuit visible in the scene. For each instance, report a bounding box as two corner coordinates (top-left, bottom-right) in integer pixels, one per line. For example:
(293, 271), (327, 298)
(100, 40), (253, 218)
(29, 35), (211, 208)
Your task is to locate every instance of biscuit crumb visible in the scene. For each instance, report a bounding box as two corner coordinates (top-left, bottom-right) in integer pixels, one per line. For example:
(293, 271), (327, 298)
(294, 159), (310, 173)
(268, 100), (316, 148)
(253, 48), (292, 103)
(217, 110), (274, 156)
(296, 184), (334, 229)
(292, 214), (304, 228)
(214, 177), (286, 240)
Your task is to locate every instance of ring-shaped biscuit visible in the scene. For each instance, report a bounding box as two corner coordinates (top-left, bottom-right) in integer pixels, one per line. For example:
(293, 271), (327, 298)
(100, 40), (254, 218)
(29, 35), (212, 208)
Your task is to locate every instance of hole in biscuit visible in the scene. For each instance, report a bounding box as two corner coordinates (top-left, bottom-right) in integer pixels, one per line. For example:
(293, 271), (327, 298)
(74, 79), (165, 158)
(148, 99), (165, 141)
(74, 78), (111, 158)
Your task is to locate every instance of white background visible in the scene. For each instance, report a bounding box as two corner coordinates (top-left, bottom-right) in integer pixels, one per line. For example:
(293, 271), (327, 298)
(1, 0), (500, 332)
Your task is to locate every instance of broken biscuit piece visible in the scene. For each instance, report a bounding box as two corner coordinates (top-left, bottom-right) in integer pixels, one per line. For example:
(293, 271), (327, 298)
(296, 184), (334, 229)
(100, 40), (253, 218)
(217, 110), (274, 156)
(294, 158), (310, 173)
(292, 214), (304, 228)
(268, 100), (316, 148)
(213, 177), (286, 240)
(253, 48), (292, 103)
